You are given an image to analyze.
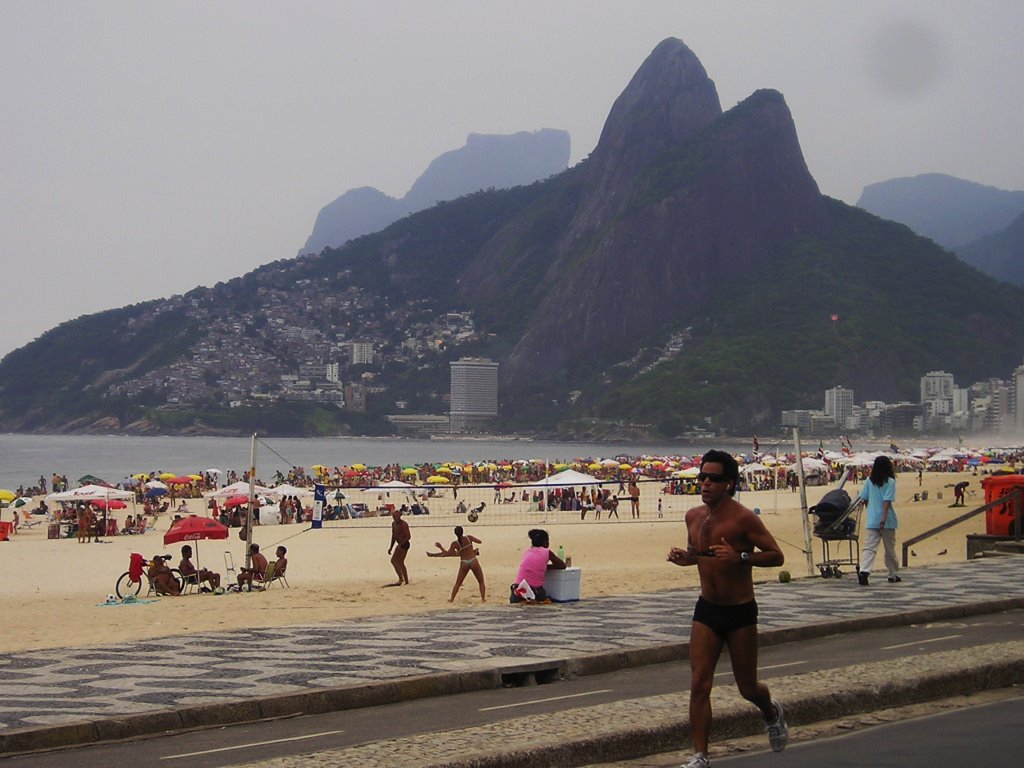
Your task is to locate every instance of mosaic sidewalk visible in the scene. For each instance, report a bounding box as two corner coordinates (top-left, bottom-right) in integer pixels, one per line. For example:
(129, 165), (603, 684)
(1, 557), (1021, 732)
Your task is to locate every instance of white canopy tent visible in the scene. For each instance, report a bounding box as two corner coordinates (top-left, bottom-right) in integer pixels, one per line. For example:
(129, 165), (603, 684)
(534, 469), (599, 486)
(46, 484), (134, 502)
(371, 480), (416, 489)
(268, 483), (314, 498)
(204, 481), (273, 499)
(789, 457), (829, 473)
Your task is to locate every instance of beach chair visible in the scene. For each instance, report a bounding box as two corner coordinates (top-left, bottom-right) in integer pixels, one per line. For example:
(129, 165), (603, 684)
(179, 570), (200, 595)
(263, 560), (289, 589)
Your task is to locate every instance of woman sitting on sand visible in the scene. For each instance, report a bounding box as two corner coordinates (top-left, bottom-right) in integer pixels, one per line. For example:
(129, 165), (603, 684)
(427, 525), (486, 602)
(509, 528), (566, 603)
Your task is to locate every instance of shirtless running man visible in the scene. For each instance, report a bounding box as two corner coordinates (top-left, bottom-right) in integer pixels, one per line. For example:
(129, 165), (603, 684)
(667, 449), (788, 768)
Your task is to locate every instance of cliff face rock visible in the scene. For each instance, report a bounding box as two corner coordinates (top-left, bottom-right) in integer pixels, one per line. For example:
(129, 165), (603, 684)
(300, 129), (570, 255)
(569, 37), (722, 238)
(462, 39), (829, 389)
(857, 173), (1024, 249)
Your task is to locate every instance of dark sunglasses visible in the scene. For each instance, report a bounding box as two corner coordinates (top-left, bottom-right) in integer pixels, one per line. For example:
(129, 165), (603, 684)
(697, 471), (729, 484)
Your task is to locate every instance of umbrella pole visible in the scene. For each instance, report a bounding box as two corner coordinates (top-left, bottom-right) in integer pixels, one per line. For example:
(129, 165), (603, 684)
(793, 428), (815, 578)
(245, 433), (257, 570)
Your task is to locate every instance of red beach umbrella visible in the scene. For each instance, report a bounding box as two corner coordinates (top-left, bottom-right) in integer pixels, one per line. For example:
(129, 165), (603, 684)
(163, 515), (229, 569)
(163, 515), (229, 545)
(92, 499), (127, 510)
(224, 495), (250, 508)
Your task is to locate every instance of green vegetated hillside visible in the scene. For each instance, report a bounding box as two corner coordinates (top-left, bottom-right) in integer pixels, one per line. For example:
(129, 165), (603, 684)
(0, 185), (544, 433)
(3, 191), (1024, 438)
(957, 211), (1024, 285)
(597, 199), (1024, 433)
(0, 302), (198, 425)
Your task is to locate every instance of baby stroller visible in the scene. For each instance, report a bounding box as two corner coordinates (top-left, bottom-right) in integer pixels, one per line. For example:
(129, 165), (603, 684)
(809, 487), (863, 578)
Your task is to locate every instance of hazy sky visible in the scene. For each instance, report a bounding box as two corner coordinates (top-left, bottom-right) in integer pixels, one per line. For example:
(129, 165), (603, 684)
(3, 1), (1022, 359)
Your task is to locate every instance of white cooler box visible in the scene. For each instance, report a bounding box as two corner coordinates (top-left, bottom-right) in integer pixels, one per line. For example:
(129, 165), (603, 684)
(545, 567), (581, 602)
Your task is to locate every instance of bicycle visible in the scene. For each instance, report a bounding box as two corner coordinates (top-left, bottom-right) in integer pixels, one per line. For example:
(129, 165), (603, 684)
(115, 554), (184, 598)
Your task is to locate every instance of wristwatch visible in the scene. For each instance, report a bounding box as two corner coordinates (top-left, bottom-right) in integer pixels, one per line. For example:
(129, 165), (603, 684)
(740, 551), (750, 562)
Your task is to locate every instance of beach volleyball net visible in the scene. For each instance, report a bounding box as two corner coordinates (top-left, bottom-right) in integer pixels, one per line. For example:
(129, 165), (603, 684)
(311, 478), (687, 530)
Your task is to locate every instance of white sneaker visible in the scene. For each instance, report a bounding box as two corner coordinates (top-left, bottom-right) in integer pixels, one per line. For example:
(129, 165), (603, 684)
(682, 754), (710, 768)
(767, 699), (789, 752)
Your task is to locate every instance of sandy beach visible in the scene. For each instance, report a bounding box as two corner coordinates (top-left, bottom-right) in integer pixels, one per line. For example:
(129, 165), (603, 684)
(0, 471), (994, 653)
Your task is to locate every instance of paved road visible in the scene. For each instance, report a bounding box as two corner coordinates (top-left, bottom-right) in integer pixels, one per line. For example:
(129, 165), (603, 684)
(712, 690), (1024, 767)
(6, 609), (1023, 767)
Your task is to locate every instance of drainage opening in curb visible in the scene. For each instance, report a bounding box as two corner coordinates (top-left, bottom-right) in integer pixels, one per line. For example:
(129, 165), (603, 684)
(501, 664), (563, 687)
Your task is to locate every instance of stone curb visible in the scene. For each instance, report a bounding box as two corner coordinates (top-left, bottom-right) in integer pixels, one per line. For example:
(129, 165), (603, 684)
(428, 656), (1024, 768)
(3, 597), (1023, 756)
(228, 640), (1024, 768)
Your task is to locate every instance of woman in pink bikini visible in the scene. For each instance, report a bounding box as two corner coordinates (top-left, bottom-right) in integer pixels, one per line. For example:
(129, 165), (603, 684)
(428, 525), (486, 602)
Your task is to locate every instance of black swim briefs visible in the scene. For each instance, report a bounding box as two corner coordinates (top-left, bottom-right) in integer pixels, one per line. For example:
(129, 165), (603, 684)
(692, 595), (758, 638)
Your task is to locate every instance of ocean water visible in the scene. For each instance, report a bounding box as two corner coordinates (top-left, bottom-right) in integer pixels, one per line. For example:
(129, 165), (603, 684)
(0, 433), (721, 492)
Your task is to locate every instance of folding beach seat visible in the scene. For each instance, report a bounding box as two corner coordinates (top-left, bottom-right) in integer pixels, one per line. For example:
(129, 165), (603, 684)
(262, 561), (289, 589)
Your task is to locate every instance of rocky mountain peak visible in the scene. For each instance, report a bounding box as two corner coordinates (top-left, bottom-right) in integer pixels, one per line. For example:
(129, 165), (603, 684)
(568, 37), (723, 240)
(592, 37), (722, 167)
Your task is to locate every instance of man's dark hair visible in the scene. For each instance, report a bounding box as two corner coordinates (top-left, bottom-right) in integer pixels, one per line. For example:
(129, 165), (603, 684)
(700, 449), (740, 497)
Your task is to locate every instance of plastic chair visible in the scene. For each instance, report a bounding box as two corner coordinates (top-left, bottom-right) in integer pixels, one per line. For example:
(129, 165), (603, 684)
(179, 571), (200, 595)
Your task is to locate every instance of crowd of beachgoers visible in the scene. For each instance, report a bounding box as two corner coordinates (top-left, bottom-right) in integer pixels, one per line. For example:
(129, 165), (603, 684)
(6, 444), (1024, 503)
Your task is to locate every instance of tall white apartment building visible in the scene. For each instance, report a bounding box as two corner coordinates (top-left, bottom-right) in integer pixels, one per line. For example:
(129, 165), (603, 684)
(824, 386), (854, 428)
(449, 357), (499, 434)
(350, 342), (375, 366)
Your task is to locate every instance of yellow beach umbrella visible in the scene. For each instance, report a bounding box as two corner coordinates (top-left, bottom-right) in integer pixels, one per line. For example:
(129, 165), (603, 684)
(436, 466), (452, 474)
(427, 475), (450, 484)
(0, 489), (16, 502)
(619, 463), (633, 470)
(401, 467), (419, 475)
(131, 473), (148, 480)
(588, 463), (603, 471)
(158, 472), (176, 480)
(351, 463), (366, 471)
